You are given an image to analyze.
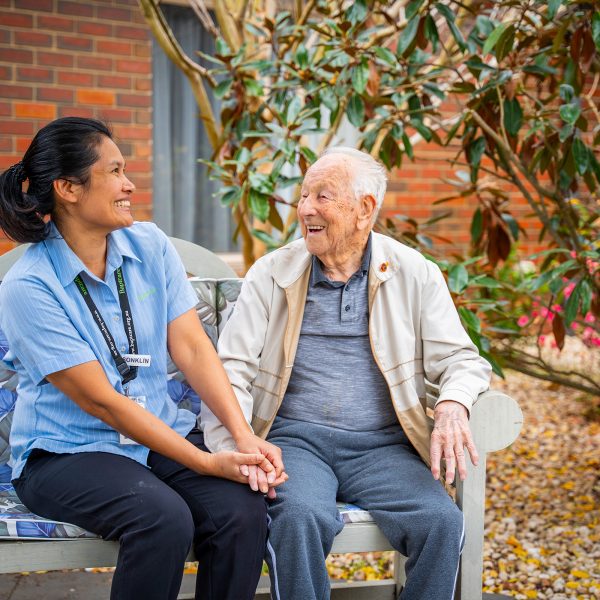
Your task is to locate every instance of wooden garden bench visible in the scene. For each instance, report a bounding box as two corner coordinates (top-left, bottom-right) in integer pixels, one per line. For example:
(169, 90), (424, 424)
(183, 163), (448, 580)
(0, 237), (523, 600)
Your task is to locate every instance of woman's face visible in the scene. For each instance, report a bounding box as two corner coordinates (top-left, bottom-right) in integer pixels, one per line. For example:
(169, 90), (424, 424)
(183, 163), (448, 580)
(71, 136), (136, 235)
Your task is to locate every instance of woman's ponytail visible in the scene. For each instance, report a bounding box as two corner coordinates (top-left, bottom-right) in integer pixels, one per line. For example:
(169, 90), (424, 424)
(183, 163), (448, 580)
(0, 161), (50, 243)
(0, 117), (112, 243)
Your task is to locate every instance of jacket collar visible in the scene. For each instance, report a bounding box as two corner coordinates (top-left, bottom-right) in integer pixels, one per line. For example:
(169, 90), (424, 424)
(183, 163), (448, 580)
(44, 222), (142, 287)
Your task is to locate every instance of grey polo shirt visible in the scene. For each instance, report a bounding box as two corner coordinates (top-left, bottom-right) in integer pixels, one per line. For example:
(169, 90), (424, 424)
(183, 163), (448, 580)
(278, 235), (398, 431)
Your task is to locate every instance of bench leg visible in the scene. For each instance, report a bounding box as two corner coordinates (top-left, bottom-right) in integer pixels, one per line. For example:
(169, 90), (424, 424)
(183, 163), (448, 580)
(455, 457), (487, 600)
(393, 551), (406, 596)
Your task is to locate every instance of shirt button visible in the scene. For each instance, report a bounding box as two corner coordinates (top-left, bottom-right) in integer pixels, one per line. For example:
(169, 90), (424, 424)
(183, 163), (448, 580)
(120, 346), (126, 352)
(345, 305), (350, 312)
(113, 315), (120, 322)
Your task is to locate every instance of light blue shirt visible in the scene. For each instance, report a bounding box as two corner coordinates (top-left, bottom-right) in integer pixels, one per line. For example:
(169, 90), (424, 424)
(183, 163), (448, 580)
(0, 221), (198, 478)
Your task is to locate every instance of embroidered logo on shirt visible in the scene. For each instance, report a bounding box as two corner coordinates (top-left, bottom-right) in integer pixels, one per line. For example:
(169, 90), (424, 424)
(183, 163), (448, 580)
(137, 288), (156, 302)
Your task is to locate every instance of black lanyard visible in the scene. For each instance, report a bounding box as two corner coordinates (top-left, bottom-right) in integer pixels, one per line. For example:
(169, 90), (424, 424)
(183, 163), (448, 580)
(74, 267), (138, 386)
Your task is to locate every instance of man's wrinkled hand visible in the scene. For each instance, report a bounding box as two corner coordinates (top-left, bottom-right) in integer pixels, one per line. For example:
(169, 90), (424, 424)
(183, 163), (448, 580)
(430, 400), (478, 483)
(236, 433), (287, 496)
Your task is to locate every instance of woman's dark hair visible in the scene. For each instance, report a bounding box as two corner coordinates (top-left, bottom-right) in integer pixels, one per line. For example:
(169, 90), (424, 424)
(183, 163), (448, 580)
(0, 117), (112, 243)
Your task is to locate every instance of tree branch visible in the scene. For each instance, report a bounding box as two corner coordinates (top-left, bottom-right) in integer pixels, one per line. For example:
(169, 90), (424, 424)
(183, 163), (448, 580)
(138, 0), (220, 148)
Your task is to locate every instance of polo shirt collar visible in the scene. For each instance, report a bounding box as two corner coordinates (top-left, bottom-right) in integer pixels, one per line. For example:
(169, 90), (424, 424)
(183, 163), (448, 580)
(310, 233), (372, 287)
(44, 222), (142, 287)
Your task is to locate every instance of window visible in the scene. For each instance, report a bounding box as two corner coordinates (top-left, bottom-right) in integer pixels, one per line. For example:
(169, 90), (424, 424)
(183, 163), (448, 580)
(152, 4), (235, 251)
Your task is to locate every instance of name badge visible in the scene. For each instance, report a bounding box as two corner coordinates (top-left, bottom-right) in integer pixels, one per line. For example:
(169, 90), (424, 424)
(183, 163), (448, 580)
(123, 354), (152, 367)
(119, 395), (147, 445)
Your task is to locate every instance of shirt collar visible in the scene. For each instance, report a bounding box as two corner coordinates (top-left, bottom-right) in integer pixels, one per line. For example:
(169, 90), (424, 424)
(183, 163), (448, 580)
(44, 222), (142, 287)
(310, 233), (372, 287)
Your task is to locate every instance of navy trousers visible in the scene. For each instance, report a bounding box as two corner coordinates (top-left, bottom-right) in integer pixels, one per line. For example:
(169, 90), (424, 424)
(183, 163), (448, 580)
(13, 430), (267, 600)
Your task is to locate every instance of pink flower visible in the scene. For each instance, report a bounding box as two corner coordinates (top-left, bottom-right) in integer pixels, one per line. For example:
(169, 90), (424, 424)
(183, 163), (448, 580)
(517, 315), (529, 327)
(564, 282), (575, 298)
(584, 313), (595, 323)
(537, 335), (546, 346)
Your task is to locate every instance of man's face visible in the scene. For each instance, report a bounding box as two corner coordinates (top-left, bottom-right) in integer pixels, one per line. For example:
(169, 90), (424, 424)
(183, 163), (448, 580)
(298, 155), (366, 262)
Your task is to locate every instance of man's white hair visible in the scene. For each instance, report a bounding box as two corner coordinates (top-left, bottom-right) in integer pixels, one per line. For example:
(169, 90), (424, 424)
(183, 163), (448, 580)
(322, 146), (387, 215)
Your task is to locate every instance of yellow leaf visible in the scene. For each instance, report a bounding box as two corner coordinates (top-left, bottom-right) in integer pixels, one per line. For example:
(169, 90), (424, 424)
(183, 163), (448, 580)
(562, 481), (575, 490)
(524, 591), (537, 598)
(571, 569), (590, 578)
(506, 535), (520, 547)
(566, 581), (580, 589)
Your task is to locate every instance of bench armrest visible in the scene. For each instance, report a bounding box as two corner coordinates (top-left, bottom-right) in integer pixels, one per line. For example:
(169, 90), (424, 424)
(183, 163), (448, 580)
(455, 390), (523, 599)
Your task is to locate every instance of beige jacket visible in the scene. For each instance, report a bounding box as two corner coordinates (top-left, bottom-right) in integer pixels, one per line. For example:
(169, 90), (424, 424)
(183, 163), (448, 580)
(201, 233), (491, 465)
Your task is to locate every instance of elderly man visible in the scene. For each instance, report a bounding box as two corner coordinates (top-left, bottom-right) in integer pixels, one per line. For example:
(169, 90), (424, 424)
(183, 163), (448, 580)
(201, 147), (491, 600)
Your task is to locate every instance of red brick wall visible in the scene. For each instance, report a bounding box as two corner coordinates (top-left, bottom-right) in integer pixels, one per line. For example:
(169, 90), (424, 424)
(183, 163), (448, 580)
(381, 139), (543, 258)
(0, 0), (153, 253)
(0, 1), (555, 260)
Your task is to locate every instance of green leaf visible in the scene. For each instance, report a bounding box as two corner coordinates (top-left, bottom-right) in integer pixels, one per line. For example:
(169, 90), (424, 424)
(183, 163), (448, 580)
(559, 84), (574, 102)
(471, 208), (483, 243)
(412, 120), (432, 142)
(559, 103), (581, 125)
(245, 22), (268, 38)
(580, 279), (592, 316)
(346, 94), (365, 127)
(448, 264), (469, 293)
(473, 276), (503, 289)
(458, 307), (481, 333)
(468, 137), (486, 168)
(495, 24), (515, 62)
(299, 146), (317, 164)
(351, 60), (369, 94)
(548, 0), (562, 21)
(243, 78), (264, 97)
(402, 133), (414, 160)
(248, 189), (270, 222)
(374, 46), (397, 67)
(219, 187), (242, 207)
(251, 228), (279, 248)
(320, 87), (338, 113)
(502, 213), (519, 240)
(286, 96), (302, 125)
(482, 23), (508, 55)
(215, 37), (232, 57)
(424, 15), (439, 52)
(592, 12), (600, 50)
(564, 281), (582, 326)
(434, 3), (455, 22)
(572, 137), (589, 175)
(406, 0), (425, 20)
(529, 261), (577, 291)
(248, 172), (274, 195)
(295, 44), (308, 69)
(346, 0), (368, 25)
(559, 124), (574, 143)
(503, 98), (522, 136)
(214, 79), (233, 99)
(397, 15), (420, 56)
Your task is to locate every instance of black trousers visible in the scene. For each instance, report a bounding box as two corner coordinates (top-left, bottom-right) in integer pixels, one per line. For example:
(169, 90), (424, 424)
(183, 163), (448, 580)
(13, 430), (267, 600)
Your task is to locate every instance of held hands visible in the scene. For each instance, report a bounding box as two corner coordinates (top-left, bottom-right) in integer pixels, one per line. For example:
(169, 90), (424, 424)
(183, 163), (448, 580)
(235, 434), (288, 498)
(430, 400), (479, 484)
(205, 450), (269, 484)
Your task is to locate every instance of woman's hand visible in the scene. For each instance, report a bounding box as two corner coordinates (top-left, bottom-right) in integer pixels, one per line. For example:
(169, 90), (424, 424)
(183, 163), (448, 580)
(203, 451), (268, 484)
(235, 433), (288, 497)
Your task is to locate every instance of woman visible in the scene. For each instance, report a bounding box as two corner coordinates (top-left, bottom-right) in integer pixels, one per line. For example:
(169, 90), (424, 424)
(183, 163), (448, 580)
(0, 117), (285, 600)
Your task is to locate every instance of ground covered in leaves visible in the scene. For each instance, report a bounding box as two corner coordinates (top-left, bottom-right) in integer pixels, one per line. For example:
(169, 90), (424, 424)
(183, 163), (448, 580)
(327, 367), (600, 599)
